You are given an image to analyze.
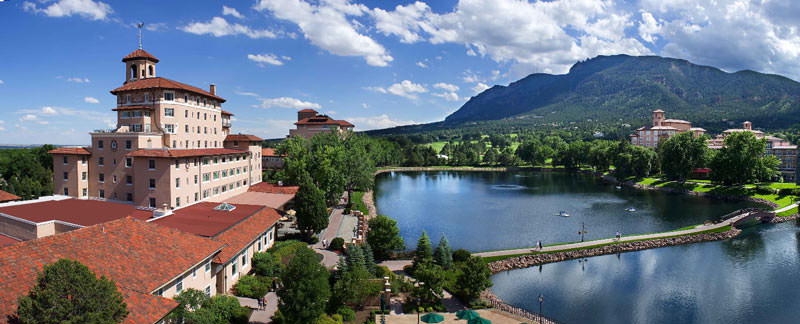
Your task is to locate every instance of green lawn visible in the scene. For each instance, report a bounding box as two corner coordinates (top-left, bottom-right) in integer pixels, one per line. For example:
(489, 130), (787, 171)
(635, 178), (798, 209)
(777, 206), (799, 217)
(350, 191), (369, 215)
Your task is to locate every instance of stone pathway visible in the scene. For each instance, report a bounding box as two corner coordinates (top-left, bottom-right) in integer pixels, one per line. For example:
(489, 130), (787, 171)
(238, 292), (278, 324)
(774, 202), (798, 213)
(474, 211), (754, 258)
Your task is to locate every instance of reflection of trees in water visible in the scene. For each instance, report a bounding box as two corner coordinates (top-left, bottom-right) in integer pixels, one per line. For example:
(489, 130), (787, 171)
(721, 228), (765, 263)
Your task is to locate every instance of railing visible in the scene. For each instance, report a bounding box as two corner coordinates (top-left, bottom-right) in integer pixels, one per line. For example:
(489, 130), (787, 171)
(484, 295), (565, 324)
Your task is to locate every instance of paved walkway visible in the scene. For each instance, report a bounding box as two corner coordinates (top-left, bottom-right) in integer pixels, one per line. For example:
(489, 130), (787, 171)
(775, 202), (798, 213)
(238, 292), (278, 324)
(474, 211), (756, 258)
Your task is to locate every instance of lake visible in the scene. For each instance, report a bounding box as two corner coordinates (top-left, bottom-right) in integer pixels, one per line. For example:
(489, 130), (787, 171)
(490, 221), (800, 324)
(374, 171), (762, 252)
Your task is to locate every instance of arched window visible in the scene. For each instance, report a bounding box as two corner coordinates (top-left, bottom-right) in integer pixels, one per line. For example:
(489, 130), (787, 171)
(131, 65), (138, 79)
(148, 65), (154, 76)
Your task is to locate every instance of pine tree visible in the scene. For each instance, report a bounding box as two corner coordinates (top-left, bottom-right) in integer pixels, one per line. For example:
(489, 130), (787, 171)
(362, 243), (376, 276)
(334, 256), (348, 281)
(345, 244), (365, 270)
(413, 231), (433, 268)
(434, 234), (454, 270)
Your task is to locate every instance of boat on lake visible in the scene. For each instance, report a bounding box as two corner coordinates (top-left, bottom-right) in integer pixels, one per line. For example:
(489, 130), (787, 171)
(625, 207), (636, 212)
(555, 211), (570, 217)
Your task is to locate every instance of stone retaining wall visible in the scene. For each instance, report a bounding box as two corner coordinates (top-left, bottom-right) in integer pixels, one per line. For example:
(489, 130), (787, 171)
(487, 229), (741, 274)
(770, 213), (800, 224)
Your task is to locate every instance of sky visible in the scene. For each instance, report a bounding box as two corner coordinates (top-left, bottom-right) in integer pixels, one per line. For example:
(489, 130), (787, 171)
(2, 0), (800, 145)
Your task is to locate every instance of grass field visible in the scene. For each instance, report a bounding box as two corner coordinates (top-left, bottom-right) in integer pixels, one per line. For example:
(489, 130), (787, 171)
(635, 178), (798, 209)
(350, 191), (369, 215)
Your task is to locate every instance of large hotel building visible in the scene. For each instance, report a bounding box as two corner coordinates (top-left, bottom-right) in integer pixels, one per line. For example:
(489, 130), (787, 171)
(49, 49), (263, 209)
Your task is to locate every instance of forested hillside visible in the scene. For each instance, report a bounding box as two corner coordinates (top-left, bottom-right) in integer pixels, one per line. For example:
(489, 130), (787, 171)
(0, 145), (54, 200)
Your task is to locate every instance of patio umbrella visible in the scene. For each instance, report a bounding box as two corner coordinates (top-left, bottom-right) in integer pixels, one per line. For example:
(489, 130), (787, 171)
(456, 310), (480, 320)
(420, 313), (445, 323)
(467, 318), (492, 324)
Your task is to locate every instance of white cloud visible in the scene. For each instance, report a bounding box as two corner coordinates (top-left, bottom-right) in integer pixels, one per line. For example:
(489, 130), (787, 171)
(222, 6), (244, 19)
(247, 53), (288, 66)
(471, 82), (490, 94)
(0, 80), (4, 85)
(181, 17), (276, 39)
(66, 77), (90, 83)
(235, 91), (260, 97)
(21, 114), (38, 121)
(638, 11), (660, 44)
(345, 114), (417, 130)
(144, 23), (167, 32)
(254, 0), (393, 67)
(23, 0), (112, 20)
(433, 82), (459, 92)
(259, 97), (322, 109)
(387, 80), (427, 99)
(364, 86), (388, 94)
(432, 82), (460, 101)
(361, 103), (368, 109)
(416, 61), (428, 68)
(372, 1), (431, 43)
(84, 97), (100, 104)
(40, 107), (58, 115)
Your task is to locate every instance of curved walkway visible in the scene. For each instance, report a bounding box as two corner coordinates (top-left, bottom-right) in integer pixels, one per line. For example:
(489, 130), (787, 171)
(474, 211), (754, 258)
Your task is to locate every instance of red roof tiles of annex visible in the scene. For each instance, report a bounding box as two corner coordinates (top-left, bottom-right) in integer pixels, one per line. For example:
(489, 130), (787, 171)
(212, 207), (281, 264)
(150, 202), (266, 237)
(248, 182), (299, 195)
(110, 77), (225, 102)
(127, 148), (246, 158)
(225, 134), (264, 142)
(261, 148), (285, 157)
(0, 190), (20, 203)
(295, 115), (354, 127)
(47, 147), (92, 155)
(0, 198), (151, 226)
(122, 49), (160, 63)
(0, 233), (20, 247)
(0, 217), (224, 324)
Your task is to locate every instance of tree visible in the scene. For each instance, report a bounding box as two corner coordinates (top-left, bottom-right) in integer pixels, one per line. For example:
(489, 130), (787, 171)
(252, 252), (280, 277)
(413, 231), (433, 267)
(456, 256), (493, 302)
(366, 215), (405, 260)
(412, 263), (445, 306)
(16, 258), (128, 324)
(234, 275), (271, 299)
(516, 139), (550, 165)
(362, 243), (377, 275)
(295, 173), (329, 238)
(659, 132), (709, 181)
(482, 148), (498, 166)
(345, 243), (365, 270)
(171, 290), (248, 324)
(710, 131), (776, 185)
(278, 247), (331, 324)
(433, 234), (454, 270)
(169, 288), (209, 323)
(330, 265), (380, 310)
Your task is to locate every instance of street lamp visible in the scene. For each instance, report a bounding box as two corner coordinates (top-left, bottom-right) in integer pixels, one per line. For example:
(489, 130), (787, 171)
(417, 297), (421, 324)
(538, 293), (543, 315)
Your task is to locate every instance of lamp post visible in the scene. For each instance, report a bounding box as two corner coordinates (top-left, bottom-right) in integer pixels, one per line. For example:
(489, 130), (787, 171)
(381, 277), (390, 324)
(417, 297), (421, 324)
(538, 293), (543, 315)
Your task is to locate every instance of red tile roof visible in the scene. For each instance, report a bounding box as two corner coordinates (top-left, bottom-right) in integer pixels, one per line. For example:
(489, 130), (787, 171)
(261, 148), (284, 157)
(113, 105), (154, 111)
(0, 217), (224, 324)
(127, 148), (246, 158)
(248, 182), (299, 195)
(0, 199), (151, 226)
(221, 110), (234, 116)
(110, 77), (225, 102)
(0, 233), (20, 247)
(48, 147), (91, 155)
(122, 49), (160, 63)
(151, 202), (265, 237)
(295, 115), (354, 127)
(212, 207), (281, 263)
(225, 134), (263, 142)
(0, 190), (20, 203)
(298, 109), (318, 113)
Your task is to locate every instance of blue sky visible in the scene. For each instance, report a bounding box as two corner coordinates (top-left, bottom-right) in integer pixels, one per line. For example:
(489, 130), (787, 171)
(2, 0), (800, 144)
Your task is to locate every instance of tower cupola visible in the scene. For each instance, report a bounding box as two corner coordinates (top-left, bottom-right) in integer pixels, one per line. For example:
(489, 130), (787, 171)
(122, 23), (158, 83)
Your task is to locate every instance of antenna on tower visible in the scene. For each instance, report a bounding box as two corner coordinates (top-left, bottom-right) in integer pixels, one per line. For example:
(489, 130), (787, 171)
(137, 22), (144, 50)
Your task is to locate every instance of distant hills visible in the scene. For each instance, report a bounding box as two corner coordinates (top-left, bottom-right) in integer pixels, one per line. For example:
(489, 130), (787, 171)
(372, 55), (800, 136)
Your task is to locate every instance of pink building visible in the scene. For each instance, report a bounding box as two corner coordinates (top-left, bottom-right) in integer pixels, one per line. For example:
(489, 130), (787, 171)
(289, 109), (354, 139)
(50, 48), (263, 209)
(707, 121), (797, 182)
(630, 109), (706, 148)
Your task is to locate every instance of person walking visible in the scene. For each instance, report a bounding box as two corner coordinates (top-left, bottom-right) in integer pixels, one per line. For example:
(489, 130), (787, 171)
(257, 297), (263, 310)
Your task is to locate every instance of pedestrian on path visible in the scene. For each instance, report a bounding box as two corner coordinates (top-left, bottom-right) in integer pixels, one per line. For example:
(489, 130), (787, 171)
(262, 296), (267, 310)
(538, 240), (542, 250)
(257, 297), (263, 310)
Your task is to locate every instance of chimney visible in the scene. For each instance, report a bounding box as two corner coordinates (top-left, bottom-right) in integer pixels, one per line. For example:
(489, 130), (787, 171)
(210, 84), (216, 96)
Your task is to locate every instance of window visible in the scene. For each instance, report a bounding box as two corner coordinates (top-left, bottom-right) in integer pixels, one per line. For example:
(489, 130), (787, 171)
(64, 188), (68, 195)
(204, 113), (207, 120)
(193, 268), (197, 279)
(231, 263), (237, 277)
(194, 192), (199, 201)
(205, 286), (211, 296)
(258, 240), (262, 251)
(176, 278), (183, 294)
(126, 95), (131, 103)
(149, 198), (156, 208)
(184, 95), (188, 102)
(98, 157), (104, 166)
(98, 140), (104, 149)
(82, 172), (87, 180)
(175, 161), (180, 169)
(149, 178), (156, 189)
(175, 178), (180, 188)
(126, 193), (132, 201)
(97, 189), (105, 199)
(63, 156), (68, 164)
(125, 157), (132, 168)
(203, 158), (209, 165)
(148, 159), (156, 169)
(203, 99), (207, 106)
(194, 175), (198, 184)
(241, 251), (247, 266)
(203, 173), (210, 182)
(185, 124), (189, 133)
(164, 92), (174, 101)
(63, 172), (68, 180)
(214, 115), (217, 122)
(98, 173), (104, 183)
(164, 124), (175, 134)
(125, 140), (132, 150)
(176, 197), (180, 207)
(82, 188), (87, 197)
(164, 108), (174, 117)
(204, 127), (207, 134)
(144, 94), (149, 102)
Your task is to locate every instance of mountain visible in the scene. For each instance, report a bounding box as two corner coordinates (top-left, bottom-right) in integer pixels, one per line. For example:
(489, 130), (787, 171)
(442, 55), (800, 132)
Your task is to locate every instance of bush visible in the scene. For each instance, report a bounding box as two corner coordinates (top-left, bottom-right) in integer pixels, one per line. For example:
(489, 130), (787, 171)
(269, 240), (309, 265)
(375, 265), (392, 279)
(234, 275), (271, 299)
(336, 306), (356, 321)
(452, 249), (471, 263)
(329, 237), (345, 251)
(777, 188), (794, 196)
(252, 252), (280, 277)
(755, 185), (775, 195)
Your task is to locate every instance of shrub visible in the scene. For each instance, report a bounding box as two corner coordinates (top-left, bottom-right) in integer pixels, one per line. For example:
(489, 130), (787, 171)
(777, 188), (794, 196)
(252, 252), (280, 277)
(269, 240), (308, 265)
(336, 306), (356, 321)
(375, 265), (392, 279)
(329, 237), (345, 251)
(452, 249), (471, 263)
(234, 275), (271, 299)
(755, 185), (775, 195)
